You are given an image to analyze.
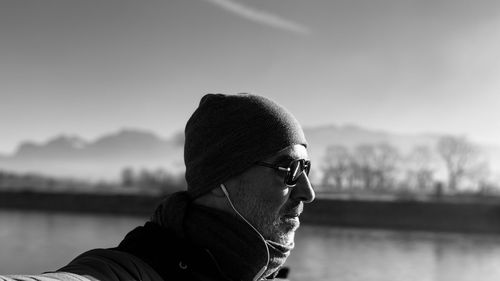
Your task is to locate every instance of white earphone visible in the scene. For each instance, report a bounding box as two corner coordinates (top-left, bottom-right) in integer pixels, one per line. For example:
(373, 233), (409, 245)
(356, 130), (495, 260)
(219, 184), (263, 237)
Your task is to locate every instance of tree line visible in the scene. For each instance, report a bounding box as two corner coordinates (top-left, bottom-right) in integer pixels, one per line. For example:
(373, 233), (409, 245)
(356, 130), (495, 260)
(319, 135), (497, 195)
(0, 167), (185, 194)
(120, 167), (185, 193)
(1, 135), (498, 197)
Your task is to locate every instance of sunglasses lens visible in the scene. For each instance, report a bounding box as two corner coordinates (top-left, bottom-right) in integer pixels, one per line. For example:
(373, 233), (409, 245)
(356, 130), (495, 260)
(286, 160), (310, 186)
(305, 161), (311, 176)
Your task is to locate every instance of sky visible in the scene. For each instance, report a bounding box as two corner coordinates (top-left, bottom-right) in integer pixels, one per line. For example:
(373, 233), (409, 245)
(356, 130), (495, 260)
(1, 0), (500, 154)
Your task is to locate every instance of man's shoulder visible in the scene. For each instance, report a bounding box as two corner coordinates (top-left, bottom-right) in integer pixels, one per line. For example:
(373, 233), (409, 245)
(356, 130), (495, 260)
(0, 249), (158, 281)
(0, 272), (92, 281)
(57, 248), (162, 281)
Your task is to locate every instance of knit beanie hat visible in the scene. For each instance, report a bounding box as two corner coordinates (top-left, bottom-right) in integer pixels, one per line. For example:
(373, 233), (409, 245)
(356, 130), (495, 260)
(184, 93), (307, 198)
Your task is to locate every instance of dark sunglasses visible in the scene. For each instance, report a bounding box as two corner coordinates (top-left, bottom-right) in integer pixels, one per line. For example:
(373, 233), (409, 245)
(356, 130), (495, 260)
(256, 159), (311, 187)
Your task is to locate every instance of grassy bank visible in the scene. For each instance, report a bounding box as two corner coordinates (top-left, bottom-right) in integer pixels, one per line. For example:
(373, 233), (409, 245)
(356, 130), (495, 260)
(302, 197), (500, 234)
(0, 190), (163, 216)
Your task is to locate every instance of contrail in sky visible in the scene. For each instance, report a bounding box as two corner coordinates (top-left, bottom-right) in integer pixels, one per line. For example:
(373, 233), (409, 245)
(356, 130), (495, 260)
(202, 0), (310, 35)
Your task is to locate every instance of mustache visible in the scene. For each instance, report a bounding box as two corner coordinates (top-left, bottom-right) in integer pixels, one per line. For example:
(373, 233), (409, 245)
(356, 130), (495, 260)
(281, 201), (304, 216)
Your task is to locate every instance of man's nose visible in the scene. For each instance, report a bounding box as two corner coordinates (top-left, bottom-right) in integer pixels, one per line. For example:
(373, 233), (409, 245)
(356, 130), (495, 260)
(291, 173), (315, 203)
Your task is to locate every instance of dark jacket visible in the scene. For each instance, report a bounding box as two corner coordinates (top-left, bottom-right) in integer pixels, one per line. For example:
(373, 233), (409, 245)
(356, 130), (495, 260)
(56, 222), (288, 281)
(57, 222), (230, 281)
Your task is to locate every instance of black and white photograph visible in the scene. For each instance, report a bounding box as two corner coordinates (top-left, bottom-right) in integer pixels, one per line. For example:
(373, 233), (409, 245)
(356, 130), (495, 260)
(1, 1), (500, 280)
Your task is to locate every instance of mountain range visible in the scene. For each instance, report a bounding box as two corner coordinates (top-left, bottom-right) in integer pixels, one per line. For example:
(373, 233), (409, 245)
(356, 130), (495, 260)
(1, 125), (499, 182)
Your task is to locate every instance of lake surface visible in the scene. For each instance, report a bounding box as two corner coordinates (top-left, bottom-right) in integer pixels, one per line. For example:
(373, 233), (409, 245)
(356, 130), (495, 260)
(1, 210), (500, 281)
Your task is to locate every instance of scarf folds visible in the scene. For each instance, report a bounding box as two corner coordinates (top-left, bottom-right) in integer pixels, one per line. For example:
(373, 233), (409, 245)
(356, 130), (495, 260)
(148, 191), (292, 280)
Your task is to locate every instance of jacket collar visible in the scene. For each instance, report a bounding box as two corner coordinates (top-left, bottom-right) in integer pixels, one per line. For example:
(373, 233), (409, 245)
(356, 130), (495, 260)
(183, 204), (271, 280)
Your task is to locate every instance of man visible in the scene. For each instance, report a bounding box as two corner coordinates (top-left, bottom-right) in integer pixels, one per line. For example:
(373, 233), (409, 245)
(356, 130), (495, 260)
(2, 93), (315, 281)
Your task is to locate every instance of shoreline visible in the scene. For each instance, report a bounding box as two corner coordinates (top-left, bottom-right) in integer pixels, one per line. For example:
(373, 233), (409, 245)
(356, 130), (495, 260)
(2, 190), (500, 234)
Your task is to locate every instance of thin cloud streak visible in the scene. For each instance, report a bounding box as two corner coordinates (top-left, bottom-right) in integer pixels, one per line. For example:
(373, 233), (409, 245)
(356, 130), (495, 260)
(202, 0), (310, 34)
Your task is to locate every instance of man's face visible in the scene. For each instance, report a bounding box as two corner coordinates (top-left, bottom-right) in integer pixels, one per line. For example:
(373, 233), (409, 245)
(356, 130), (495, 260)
(226, 144), (315, 245)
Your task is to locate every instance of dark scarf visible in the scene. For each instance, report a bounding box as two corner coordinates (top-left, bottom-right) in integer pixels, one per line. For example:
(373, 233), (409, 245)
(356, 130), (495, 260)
(149, 191), (293, 280)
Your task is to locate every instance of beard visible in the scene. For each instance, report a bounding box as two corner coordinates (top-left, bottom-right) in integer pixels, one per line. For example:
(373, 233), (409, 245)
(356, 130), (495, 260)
(232, 188), (303, 245)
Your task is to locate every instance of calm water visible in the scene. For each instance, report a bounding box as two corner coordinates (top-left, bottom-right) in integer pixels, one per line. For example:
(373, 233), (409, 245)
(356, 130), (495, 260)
(1, 210), (500, 281)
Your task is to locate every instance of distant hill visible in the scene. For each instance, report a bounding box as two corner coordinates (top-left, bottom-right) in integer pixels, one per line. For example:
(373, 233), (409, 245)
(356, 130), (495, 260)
(1, 125), (499, 181)
(0, 129), (184, 181)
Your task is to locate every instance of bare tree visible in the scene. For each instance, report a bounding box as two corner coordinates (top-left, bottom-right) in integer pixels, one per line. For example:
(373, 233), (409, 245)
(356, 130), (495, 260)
(436, 135), (489, 192)
(321, 145), (352, 189)
(372, 143), (400, 189)
(352, 144), (377, 189)
(352, 143), (400, 189)
(405, 145), (436, 191)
